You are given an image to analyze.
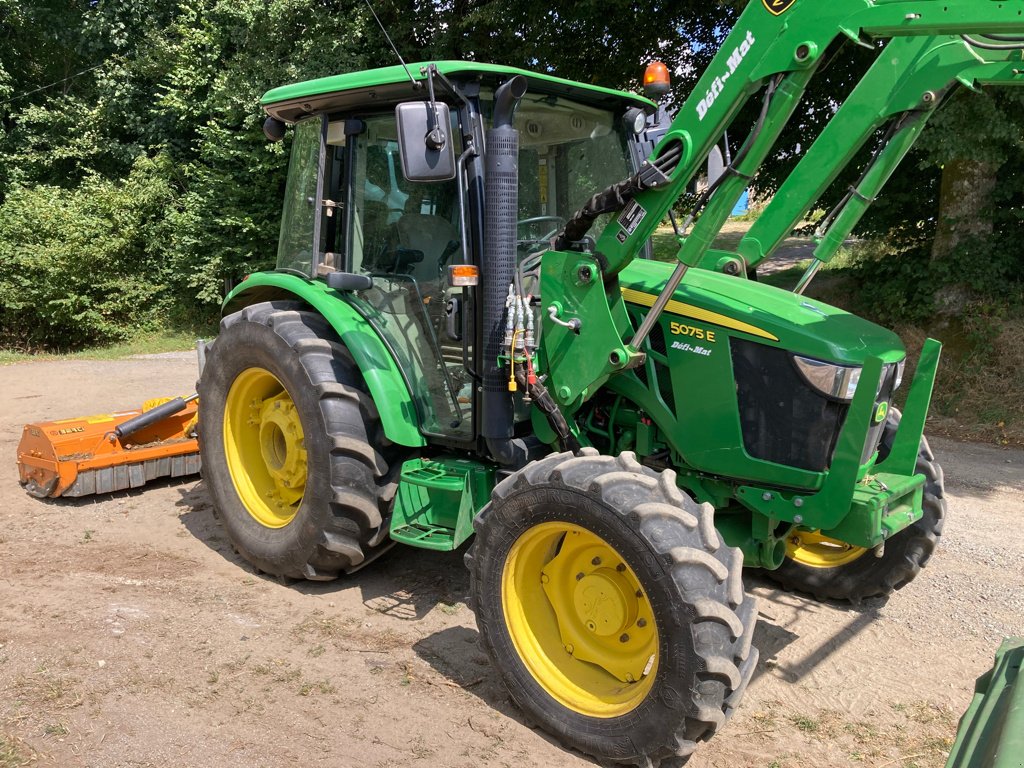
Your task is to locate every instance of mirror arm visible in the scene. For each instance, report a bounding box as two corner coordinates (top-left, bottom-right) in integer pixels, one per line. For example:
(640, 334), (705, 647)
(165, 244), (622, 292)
(423, 64), (447, 151)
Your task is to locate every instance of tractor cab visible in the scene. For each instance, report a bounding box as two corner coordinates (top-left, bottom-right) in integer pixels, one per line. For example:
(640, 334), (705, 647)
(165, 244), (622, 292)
(261, 62), (656, 445)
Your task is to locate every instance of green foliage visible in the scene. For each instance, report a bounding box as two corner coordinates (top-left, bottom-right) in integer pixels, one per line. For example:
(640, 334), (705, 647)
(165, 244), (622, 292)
(0, 0), (1020, 351)
(0, 155), (175, 348)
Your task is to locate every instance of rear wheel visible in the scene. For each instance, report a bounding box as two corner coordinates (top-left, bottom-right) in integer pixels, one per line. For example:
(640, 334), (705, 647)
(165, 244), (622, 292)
(764, 410), (946, 603)
(198, 301), (398, 580)
(467, 450), (757, 767)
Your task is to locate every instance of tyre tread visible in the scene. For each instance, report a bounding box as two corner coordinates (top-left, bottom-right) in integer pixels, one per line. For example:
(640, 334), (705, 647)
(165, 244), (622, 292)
(468, 450), (757, 767)
(199, 301), (399, 581)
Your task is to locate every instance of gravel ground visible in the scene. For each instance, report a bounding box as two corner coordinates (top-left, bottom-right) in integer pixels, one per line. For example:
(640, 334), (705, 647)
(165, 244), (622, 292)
(1, 356), (1021, 768)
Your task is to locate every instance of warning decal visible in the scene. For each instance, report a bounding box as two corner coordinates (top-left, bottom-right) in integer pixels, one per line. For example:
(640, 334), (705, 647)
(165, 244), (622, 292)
(616, 200), (647, 244)
(762, 0), (795, 16)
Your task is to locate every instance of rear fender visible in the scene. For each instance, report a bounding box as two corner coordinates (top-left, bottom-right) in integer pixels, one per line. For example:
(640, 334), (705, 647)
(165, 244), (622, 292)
(223, 273), (426, 448)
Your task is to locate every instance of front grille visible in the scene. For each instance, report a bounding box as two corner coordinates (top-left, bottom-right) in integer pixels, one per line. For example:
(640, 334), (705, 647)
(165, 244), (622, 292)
(732, 339), (899, 472)
(732, 339), (848, 472)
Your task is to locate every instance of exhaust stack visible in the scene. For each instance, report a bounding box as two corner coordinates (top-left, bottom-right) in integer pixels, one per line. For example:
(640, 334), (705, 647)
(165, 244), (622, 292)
(481, 75), (528, 465)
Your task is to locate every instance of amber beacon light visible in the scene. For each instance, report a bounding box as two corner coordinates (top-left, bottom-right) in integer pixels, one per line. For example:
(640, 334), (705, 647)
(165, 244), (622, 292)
(643, 61), (671, 99)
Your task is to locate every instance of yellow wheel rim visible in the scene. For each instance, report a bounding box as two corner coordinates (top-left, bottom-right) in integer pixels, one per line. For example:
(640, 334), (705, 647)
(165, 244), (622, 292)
(787, 529), (867, 568)
(501, 522), (658, 718)
(224, 367), (307, 528)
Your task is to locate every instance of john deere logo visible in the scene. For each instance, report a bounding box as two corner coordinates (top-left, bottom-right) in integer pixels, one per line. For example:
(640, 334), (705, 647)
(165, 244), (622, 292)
(763, 0), (796, 15)
(874, 401), (889, 423)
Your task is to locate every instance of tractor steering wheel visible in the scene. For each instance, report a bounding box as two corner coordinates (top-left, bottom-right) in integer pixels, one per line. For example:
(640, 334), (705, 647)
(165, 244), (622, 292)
(517, 215), (566, 249)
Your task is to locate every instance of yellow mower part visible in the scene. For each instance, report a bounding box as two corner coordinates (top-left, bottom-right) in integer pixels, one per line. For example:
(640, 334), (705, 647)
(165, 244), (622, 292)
(17, 399), (200, 498)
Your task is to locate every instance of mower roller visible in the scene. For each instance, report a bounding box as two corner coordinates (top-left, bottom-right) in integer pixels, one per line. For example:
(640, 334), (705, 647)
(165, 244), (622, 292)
(17, 395), (200, 498)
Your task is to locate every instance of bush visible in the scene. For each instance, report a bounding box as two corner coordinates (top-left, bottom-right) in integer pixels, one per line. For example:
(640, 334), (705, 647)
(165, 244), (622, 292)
(0, 155), (176, 349)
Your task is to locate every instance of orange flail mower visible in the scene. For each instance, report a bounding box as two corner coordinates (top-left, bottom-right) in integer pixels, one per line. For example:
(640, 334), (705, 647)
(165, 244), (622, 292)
(17, 395), (201, 498)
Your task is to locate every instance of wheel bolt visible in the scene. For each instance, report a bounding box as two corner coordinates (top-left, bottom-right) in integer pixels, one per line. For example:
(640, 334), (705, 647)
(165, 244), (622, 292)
(540, 573), (549, 584)
(576, 572), (585, 581)
(619, 633), (630, 643)
(637, 618), (647, 628)
(591, 556), (602, 566)
(626, 674), (635, 683)
(565, 644), (574, 654)
(616, 563), (626, 572)
(635, 589), (643, 598)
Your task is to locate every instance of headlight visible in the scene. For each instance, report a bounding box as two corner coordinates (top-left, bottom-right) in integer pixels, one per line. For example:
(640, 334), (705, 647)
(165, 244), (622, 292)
(792, 355), (862, 402)
(894, 359), (906, 391)
(623, 107), (647, 135)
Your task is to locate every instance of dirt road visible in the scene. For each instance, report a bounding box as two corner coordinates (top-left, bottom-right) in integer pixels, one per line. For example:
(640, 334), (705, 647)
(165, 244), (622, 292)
(2, 355), (1021, 768)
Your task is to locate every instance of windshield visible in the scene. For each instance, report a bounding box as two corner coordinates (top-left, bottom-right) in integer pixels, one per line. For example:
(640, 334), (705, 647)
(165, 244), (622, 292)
(276, 117), (322, 274)
(481, 90), (634, 242)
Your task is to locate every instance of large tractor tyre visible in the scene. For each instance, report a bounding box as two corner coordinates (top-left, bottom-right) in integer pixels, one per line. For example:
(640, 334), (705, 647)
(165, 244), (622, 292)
(765, 409), (946, 603)
(466, 449), (758, 768)
(198, 300), (399, 581)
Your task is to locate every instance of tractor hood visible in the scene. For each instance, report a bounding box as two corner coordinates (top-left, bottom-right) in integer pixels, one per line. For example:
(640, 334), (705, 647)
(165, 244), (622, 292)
(618, 259), (905, 366)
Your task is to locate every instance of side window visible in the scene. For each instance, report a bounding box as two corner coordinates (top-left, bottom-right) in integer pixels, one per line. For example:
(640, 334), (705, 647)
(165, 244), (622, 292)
(276, 117), (322, 274)
(346, 111), (472, 439)
(349, 116), (461, 280)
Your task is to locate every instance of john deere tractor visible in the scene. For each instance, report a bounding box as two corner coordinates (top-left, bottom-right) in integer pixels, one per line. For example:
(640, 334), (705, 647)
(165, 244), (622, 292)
(196, 1), (1024, 764)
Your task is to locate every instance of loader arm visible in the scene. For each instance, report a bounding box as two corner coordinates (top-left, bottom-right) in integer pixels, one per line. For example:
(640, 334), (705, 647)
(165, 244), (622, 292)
(594, 0), (1024, 279)
(736, 37), (1024, 279)
(541, 0), (1024, 406)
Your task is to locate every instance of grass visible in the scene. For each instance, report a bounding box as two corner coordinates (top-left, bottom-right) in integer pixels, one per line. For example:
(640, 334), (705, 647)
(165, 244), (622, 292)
(0, 329), (201, 365)
(790, 714), (820, 733)
(298, 679), (336, 696)
(0, 736), (28, 768)
(770, 702), (955, 768)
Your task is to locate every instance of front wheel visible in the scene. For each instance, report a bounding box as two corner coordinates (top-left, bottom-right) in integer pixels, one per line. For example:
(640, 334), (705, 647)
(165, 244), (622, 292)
(764, 410), (946, 603)
(466, 450), (757, 767)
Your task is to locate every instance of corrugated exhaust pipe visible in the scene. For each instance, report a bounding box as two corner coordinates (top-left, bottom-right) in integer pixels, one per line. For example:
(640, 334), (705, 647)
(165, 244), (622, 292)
(482, 75), (528, 466)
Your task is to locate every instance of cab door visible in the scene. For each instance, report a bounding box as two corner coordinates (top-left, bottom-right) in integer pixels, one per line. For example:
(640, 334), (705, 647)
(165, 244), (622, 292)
(326, 111), (474, 441)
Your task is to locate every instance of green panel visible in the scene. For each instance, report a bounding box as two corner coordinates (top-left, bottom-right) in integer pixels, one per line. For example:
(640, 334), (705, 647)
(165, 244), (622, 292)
(540, 251), (642, 408)
(620, 258), (904, 365)
(602, 261), (906, 491)
(946, 639), (1024, 768)
(390, 457), (495, 551)
(262, 60), (655, 112)
(223, 272), (425, 447)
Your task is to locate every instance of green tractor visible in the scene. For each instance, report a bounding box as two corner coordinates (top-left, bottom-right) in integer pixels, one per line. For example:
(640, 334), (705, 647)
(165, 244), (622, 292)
(196, 1), (1024, 764)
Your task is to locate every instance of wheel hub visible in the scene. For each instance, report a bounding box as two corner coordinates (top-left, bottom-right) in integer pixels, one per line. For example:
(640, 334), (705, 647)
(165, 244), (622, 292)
(573, 569), (636, 638)
(502, 522), (659, 717)
(257, 394), (306, 506)
(224, 367), (306, 528)
(787, 529), (867, 568)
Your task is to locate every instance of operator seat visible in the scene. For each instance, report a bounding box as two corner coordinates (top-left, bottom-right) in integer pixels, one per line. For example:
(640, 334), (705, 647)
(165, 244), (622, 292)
(393, 188), (460, 288)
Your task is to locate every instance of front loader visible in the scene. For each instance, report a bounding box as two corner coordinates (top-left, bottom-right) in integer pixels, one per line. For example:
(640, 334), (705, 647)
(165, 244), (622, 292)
(191, 2), (1024, 765)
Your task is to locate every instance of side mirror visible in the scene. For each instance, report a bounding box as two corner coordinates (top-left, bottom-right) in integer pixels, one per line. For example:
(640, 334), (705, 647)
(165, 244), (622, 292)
(395, 102), (456, 182)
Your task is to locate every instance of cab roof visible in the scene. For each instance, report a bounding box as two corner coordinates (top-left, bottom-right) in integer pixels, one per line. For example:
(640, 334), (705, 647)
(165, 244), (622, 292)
(261, 60), (656, 123)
